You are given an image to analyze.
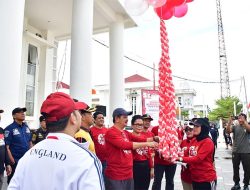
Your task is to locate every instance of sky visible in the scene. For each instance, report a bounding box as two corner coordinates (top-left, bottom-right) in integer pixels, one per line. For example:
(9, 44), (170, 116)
(57, 0), (250, 110)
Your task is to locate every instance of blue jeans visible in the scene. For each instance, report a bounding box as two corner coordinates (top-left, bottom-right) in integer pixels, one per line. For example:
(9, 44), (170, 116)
(152, 163), (177, 190)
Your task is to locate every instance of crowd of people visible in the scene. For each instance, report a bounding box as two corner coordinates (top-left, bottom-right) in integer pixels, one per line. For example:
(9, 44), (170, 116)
(0, 92), (250, 190)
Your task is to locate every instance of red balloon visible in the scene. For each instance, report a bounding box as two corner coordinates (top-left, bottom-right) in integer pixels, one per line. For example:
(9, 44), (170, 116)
(154, 2), (174, 20)
(174, 3), (188, 18)
(167, 0), (186, 7)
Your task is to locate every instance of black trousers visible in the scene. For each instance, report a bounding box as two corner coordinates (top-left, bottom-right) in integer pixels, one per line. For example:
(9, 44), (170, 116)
(152, 163), (177, 190)
(133, 160), (150, 190)
(192, 180), (216, 190)
(232, 152), (250, 186)
(105, 177), (134, 190)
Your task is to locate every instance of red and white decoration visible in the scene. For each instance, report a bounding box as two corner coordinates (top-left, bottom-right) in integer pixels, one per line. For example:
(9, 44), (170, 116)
(124, 0), (194, 160)
(158, 20), (181, 161)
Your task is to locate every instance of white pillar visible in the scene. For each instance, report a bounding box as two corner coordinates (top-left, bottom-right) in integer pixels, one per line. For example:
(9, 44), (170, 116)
(109, 21), (125, 124)
(0, 0), (25, 126)
(70, 0), (93, 104)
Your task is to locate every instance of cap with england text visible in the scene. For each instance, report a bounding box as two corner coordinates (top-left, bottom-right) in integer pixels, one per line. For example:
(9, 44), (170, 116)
(41, 92), (78, 122)
(112, 108), (132, 118)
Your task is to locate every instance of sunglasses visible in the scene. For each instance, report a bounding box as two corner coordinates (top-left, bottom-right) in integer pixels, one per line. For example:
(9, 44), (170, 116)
(185, 128), (193, 132)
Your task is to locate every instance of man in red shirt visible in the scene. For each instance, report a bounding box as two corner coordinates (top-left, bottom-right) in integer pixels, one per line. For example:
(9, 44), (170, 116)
(90, 111), (108, 174)
(142, 114), (154, 132)
(105, 108), (158, 190)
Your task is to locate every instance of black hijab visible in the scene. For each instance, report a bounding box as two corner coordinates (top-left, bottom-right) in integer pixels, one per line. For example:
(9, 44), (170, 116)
(192, 118), (210, 141)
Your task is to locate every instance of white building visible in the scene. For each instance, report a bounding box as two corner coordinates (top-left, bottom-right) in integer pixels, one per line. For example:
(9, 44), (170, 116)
(0, 0), (136, 128)
(58, 73), (201, 126)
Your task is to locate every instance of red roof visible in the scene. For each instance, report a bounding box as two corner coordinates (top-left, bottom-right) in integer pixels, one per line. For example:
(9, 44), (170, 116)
(125, 74), (150, 83)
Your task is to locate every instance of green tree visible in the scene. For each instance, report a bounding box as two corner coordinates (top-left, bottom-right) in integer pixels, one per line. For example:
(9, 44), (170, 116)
(208, 96), (243, 121)
(181, 110), (189, 120)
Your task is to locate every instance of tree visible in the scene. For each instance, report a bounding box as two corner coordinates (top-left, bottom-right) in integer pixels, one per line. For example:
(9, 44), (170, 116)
(181, 110), (189, 120)
(208, 96), (243, 121)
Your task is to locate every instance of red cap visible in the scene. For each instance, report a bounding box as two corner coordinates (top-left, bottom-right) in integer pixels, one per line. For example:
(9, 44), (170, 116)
(41, 92), (77, 122)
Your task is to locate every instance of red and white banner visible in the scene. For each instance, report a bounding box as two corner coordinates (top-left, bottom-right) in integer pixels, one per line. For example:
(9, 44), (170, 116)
(141, 89), (159, 126)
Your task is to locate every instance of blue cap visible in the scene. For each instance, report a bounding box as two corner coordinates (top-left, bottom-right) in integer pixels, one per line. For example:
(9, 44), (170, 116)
(112, 108), (132, 118)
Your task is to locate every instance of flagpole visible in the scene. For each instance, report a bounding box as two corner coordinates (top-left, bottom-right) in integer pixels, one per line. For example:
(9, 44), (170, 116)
(242, 76), (249, 120)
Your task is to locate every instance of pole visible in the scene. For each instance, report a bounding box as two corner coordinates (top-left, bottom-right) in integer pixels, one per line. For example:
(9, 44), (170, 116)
(179, 104), (181, 120)
(242, 76), (249, 120)
(233, 101), (236, 116)
(153, 63), (156, 90)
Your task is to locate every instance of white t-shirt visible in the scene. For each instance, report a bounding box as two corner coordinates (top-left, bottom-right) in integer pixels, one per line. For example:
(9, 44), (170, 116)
(8, 133), (104, 190)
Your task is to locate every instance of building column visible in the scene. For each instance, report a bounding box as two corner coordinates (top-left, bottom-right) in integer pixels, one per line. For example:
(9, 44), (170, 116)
(109, 21), (125, 123)
(0, 0), (25, 126)
(70, 0), (94, 104)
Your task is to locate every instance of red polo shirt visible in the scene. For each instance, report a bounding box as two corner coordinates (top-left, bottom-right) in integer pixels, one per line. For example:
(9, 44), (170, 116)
(105, 126), (146, 180)
(180, 137), (195, 183)
(90, 126), (108, 162)
(183, 138), (217, 182)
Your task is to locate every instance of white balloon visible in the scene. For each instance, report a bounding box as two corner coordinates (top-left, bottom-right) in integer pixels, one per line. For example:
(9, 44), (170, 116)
(124, 0), (149, 16)
(148, 0), (166, 8)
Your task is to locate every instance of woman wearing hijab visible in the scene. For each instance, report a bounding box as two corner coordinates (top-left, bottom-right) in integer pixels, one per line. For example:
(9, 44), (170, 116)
(177, 118), (217, 190)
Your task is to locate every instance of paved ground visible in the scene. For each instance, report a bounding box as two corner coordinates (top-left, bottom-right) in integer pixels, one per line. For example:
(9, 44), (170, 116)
(2, 142), (244, 190)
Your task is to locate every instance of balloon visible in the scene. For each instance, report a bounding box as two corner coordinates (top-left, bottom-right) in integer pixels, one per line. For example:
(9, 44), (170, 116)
(124, 0), (149, 16)
(167, 0), (186, 7)
(186, 0), (193, 2)
(148, 0), (167, 8)
(154, 3), (174, 20)
(174, 3), (188, 18)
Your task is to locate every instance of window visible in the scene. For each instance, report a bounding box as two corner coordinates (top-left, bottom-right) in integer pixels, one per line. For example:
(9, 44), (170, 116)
(25, 44), (38, 116)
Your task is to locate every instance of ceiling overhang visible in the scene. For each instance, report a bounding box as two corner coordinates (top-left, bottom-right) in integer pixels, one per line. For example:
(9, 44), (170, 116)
(24, 0), (137, 40)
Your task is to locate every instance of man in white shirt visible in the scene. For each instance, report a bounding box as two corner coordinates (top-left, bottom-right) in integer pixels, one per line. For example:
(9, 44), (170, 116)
(8, 92), (104, 190)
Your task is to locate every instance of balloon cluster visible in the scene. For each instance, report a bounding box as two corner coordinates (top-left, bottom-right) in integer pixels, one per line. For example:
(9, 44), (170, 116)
(154, 0), (193, 20)
(124, 0), (193, 19)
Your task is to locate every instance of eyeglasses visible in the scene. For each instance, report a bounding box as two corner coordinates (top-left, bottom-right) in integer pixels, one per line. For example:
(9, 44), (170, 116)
(185, 128), (193, 132)
(133, 123), (143, 127)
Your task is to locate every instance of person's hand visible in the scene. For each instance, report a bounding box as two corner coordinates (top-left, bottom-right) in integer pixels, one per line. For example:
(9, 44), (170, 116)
(6, 165), (12, 176)
(153, 136), (159, 143)
(175, 157), (183, 162)
(148, 141), (158, 148)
